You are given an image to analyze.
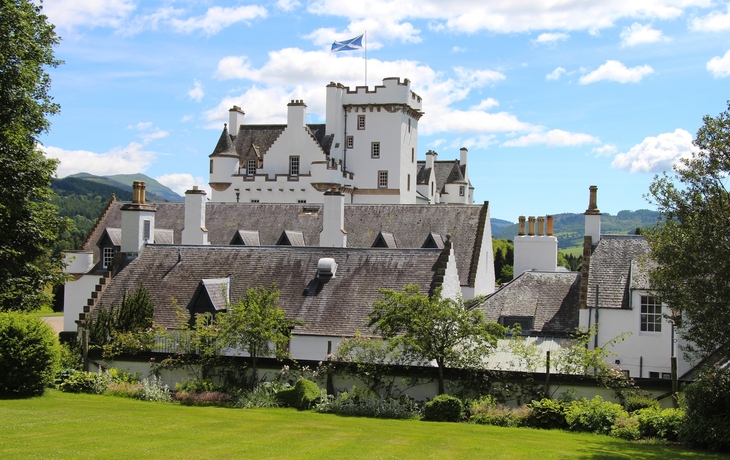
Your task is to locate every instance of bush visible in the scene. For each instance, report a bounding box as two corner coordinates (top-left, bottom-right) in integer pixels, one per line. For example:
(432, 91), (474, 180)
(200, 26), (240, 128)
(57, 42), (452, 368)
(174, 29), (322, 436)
(679, 367), (730, 452)
(624, 395), (660, 413)
(105, 381), (143, 399)
(138, 376), (171, 402)
(315, 387), (420, 419)
(174, 391), (233, 407)
(0, 312), (60, 397)
(423, 394), (464, 422)
(467, 395), (497, 417)
(470, 405), (530, 427)
(276, 378), (320, 410)
(236, 382), (286, 408)
(175, 378), (224, 394)
(611, 415), (641, 441)
(565, 396), (627, 435)
(526, 398), (568, 429)
(58, 369), (109, 394)
(635, 407), (684, 442)
(106, 367), (140, 384)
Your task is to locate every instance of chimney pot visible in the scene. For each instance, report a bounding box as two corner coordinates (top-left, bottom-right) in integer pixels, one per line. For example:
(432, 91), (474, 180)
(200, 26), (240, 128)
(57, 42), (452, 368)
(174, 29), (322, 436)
(547, 215), (554, 236)
(528, 216), (536, 236)
(537, 216), (545, 236)
(518, 216), (526, 236)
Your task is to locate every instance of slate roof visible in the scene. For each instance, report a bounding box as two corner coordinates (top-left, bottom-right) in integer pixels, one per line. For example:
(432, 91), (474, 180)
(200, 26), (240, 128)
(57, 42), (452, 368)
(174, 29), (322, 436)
(82, 201), (488, 287)
(213, 123), (332, 161)
(93, 245), (444, 336)
(210, 126), (238, 158)
(417, 160), (468, 193)
(586, 235), (651, 309)
(231, 230), (261, 246)
(104, 228), (122, 246)
(477, 271), (581, 336)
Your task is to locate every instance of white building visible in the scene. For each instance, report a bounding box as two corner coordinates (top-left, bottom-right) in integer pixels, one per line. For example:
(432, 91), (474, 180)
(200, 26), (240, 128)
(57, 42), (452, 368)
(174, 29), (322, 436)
(209, 77), (471, 205)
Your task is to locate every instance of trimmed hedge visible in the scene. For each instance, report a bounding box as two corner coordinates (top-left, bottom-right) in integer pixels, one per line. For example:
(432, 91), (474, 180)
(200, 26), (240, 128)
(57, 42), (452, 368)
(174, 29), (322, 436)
(0, 312), (60, 397)
(423, 394), (464, 422)
(276, 378), (320, 410)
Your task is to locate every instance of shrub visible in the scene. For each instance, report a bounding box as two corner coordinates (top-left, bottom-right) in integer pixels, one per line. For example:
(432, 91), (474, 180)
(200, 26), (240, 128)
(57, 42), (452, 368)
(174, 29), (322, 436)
(105, 381), (143, 399)
(0, 312), (60, 397)
(315, 387), (420, 419)
(107, 367), (140, 384)
(565, 396), (627, 435)
(526, 398), (568, 429)
(679, 367), (730, 452)
(175, 378), (224, 394)
(470, 405), (530, 427)
(624, 395), (660, 413)
(236, 382), (286, 408)
(138, 376), (171, 402)
(635, 407), (684, 442)
(175, 391), (233, 407)
(58, 370), (109, 394)
(611, 414), (641, 441)
(276, 378), (320, 410)
(423, 394), (464, 422)
(467, 395), (497, 417)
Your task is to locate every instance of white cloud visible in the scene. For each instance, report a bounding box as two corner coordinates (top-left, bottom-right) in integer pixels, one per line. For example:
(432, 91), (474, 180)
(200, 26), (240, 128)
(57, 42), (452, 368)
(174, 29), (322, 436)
(689, 5), (730, 32)
(140, 130), (169, 143)
(42, 0), (135, 32)
(579, 60), (654, 84)
(612, 129), (698, 173)
(208, 48), (532, 135)
(451, 46), (467, 53)
(276, 0), (301, 12)
(707, 49), (730, 78)
(156, 173), (211, 196)
(188, 80), (205, 102)
(592, 144), (618, 157)
(534, 32), (569, 44)
(502, 129), (600, 147)
(181, 115), (194, 123)
(128, 122), (153, 131)
(170, 5), (268, 35)
(546, 67), (566, 80)
(471, 98), (499, 110)
(42, 143), (156, 177)
(306, 0), (706, 40)
(620, 23), (668, 46)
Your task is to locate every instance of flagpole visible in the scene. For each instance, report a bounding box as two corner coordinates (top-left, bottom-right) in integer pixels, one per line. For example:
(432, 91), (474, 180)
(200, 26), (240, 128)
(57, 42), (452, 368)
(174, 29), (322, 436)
(364, 30), (368, 87)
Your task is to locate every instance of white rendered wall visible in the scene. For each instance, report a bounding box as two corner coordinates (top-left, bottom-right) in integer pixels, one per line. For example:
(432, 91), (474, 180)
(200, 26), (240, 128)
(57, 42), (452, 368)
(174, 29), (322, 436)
(470, 205), (496, 297)
(440, 245), (462, 301)
(121, 209), (155, 254)
(579, 290), (693, 379)
(290, 335), (344, 361)
(513, 235), (558, 278)
(209, 156), (239, 201)
(182, 189), (208, 245)
(585, 214), (601, 244)
(320, 192), (347, 247)
(63, 251), (94, 274)
(63, 274), (99, 331)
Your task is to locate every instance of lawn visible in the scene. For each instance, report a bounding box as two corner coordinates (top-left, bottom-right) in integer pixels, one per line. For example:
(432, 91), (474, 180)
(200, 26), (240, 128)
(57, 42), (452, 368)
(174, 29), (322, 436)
(0, 391), (724, 459)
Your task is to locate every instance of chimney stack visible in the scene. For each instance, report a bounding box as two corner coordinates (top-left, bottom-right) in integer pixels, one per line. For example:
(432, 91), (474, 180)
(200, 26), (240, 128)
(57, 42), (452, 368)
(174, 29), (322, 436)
(584, 185), (602, 244)
(121, 181), (156, 255)
(460, 147), (468, 179)
(320, 189), (347, 247)
(287, 100), (307, 128)
(182, 186), (209, 245)
(228, 106), (245, 137)
(513, 213), (558, 279)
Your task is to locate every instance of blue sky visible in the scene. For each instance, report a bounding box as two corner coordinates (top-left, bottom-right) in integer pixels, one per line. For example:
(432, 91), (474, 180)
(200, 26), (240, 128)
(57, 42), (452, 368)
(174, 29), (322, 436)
(38, 0), (730, 221)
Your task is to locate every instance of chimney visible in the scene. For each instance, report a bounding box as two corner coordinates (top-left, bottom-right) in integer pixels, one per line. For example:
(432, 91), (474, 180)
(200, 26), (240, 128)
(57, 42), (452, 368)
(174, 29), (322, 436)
(460, 147), (468, 179)
(319, 189), (347, 247)
(121, 181), (156, 255)
(518, 216), (526, 236)
(537, 216), (545, 236)
(426, 150), (437, 170)
(287, 100), (307, 128)
(514, 213), (558, 279)
(528, 216), (536, 236)
(228, 106), (245, 137)
(547, 215), (554, 236)
(182, 186), (209, 245)
(584, 185), (602, 244)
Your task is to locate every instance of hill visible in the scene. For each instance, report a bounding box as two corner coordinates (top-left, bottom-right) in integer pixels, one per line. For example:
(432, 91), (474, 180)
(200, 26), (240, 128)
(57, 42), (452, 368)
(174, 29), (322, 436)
(493, 210), (659, 249)
(67, 173), (183, 202)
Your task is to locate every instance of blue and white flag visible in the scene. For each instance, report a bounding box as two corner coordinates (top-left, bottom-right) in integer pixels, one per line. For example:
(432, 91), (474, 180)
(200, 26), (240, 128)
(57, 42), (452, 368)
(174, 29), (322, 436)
(331, 34), (364, 52)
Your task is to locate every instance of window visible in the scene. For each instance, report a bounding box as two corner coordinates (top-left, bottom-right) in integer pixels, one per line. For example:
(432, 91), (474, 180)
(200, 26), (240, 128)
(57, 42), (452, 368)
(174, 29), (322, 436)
(649, 371), (660, 379)
(378, 171), (388, 188)
(289, 156), (299, 178)
(209, 159), (213, 174)
(371, 142), (380, 159)
(250, 199), (260, 203)
(408, 118), (411, 132)
(143, 220), (151, 241)
(247, 160), (256, 177)
(459, 186), (465, 197)
(407, 174), (411, 191)
(102, 247), (114, 269)
(640, 295), (662, 332)
(357, 115), (366, 130)
(346, 136), (354, 149)
(411, 147), (415, 163)
(297, 199), (307, 204)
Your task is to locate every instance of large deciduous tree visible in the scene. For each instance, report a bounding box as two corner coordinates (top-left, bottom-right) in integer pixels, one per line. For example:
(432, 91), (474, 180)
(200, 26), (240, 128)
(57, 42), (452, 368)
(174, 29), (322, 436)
(0, 0), (68, 311)
(646, 102), (730, 359)
(367, 285), (504, 395)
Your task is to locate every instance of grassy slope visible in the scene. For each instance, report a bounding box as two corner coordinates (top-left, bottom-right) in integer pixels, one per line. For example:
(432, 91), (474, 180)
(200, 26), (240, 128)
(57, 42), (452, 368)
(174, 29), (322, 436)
(0, 391), (722, 459)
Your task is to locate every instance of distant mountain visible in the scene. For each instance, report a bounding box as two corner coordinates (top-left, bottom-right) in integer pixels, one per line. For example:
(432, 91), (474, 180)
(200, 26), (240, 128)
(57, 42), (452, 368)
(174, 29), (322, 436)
(493, 210), (660, 249)
(67, 173), (183, 202)
(490, 218), (514, 238)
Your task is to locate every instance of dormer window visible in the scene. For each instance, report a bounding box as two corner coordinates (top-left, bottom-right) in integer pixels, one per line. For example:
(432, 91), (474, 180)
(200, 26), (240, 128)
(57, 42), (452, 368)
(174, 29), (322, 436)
(102, 247), (114, 269)
(247, 160), (256, 177)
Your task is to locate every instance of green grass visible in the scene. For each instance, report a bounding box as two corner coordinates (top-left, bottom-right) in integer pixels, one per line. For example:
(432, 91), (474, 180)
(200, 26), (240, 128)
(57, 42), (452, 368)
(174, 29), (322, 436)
(0, 391), (724, 459)
(560, 246), (584, 257)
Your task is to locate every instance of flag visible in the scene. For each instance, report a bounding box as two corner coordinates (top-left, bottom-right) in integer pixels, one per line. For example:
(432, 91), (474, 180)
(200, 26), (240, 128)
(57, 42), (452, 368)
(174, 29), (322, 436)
(331, 34), (364, 52)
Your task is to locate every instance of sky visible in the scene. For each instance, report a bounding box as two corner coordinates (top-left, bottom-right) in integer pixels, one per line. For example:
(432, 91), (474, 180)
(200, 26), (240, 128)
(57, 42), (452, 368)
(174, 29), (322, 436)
(37, 0), (730, 221)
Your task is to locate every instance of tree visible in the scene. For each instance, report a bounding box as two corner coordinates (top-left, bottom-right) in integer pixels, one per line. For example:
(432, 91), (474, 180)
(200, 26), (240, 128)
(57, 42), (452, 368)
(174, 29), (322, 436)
(0, 0), (68, 311)
(220, 284), (303, 389)
(646, 102), (730, 359)
(367, 285), (504, 395)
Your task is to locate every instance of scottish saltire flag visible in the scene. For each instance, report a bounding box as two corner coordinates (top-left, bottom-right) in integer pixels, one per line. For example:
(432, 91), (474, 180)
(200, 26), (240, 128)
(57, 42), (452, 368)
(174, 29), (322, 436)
(331, 34), (364, 52)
